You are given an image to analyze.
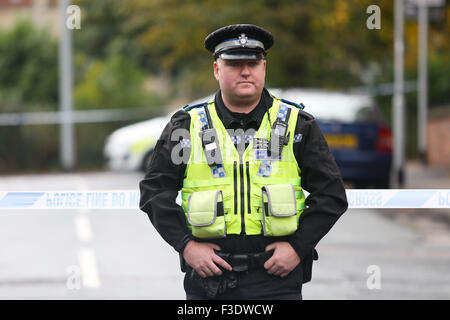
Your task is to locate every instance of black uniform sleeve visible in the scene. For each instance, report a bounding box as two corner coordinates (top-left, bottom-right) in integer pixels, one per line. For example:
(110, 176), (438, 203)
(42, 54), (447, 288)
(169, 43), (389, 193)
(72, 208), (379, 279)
(139, 110), (192, 254)
(289, 111), (348, 260)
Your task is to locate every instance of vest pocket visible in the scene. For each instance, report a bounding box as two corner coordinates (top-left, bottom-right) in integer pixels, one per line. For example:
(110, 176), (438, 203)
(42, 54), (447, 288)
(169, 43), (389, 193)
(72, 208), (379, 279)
(261, 184), (298, 236)
(187, 190), (226, 239)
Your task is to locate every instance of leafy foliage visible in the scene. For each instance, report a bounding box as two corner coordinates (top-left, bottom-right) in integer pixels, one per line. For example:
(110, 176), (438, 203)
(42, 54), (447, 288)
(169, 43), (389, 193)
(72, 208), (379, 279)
(0, 0), (449, 172)
(0, 20), (58, 111)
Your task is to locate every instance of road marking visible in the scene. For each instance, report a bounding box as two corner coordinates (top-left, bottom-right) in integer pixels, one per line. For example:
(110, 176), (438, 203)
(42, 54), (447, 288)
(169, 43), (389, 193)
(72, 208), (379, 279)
(75, 212), (93, 242)
(77, 247), (101, 288)
(74, 176), (100, 289)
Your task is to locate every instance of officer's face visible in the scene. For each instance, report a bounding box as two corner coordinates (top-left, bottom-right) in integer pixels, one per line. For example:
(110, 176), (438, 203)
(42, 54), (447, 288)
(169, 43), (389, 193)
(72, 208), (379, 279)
(213, 58), (266, 106)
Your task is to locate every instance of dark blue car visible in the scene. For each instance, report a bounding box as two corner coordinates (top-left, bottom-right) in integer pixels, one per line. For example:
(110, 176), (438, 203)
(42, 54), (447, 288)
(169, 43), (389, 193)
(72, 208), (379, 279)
(272, 88), (392, 189)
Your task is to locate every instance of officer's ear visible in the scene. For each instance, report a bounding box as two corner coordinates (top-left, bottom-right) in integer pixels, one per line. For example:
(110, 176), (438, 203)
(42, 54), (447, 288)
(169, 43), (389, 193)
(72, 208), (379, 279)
(213, 59), (220, 81)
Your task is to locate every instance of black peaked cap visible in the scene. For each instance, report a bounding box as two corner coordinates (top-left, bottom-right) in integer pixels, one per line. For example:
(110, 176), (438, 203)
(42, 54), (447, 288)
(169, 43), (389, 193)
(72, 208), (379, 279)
(204, 24), (274, 53)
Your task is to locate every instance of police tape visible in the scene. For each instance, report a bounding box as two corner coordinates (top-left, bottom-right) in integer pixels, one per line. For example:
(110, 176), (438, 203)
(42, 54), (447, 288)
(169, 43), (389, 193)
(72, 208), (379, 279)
(0, 190), (140, 210)
(0, 189), (449, 210)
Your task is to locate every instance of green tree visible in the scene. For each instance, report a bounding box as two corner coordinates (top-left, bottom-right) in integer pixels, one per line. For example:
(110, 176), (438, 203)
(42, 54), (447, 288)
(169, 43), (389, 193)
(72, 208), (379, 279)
(0, 20), (58, 111)
(75, 53), (162, 110)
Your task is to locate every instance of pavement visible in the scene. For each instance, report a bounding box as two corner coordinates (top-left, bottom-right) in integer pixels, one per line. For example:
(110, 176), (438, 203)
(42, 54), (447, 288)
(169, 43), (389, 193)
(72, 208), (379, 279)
(405, 160), (450, 189)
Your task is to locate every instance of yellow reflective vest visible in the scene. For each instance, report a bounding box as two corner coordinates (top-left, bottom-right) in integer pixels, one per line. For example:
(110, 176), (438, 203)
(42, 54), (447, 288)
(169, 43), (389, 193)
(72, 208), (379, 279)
(181, 97), (306, 238)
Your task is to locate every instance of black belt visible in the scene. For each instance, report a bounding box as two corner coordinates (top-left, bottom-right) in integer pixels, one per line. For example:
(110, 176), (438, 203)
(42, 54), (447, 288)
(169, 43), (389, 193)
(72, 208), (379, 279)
(214, 250), (274, 272)
(189, 250), (275, 298)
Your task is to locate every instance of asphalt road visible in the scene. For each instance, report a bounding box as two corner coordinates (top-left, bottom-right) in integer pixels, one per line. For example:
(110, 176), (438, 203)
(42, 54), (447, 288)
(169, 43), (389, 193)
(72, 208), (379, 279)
(0, 171), (449, 299)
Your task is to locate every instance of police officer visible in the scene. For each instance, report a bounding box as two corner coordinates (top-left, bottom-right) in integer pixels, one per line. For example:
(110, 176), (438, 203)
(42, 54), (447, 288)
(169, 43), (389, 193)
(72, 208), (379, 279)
(139, 24), (348, 300)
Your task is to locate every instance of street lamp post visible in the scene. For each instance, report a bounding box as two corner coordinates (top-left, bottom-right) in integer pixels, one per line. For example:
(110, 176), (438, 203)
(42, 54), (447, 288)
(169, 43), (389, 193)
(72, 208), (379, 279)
(417, 2), (428, 163)
(59, 0), (75, 171)
(393, 0), (406, 188)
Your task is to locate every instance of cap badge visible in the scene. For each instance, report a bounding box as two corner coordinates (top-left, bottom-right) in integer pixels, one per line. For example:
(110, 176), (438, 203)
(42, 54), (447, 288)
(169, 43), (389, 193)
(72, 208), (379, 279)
(238, 33), (248, 46)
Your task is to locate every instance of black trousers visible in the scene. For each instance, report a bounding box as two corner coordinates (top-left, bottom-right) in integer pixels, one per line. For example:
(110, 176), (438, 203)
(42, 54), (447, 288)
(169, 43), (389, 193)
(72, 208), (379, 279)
(186, 292), (302, 300)
(184, 264), (303, 300)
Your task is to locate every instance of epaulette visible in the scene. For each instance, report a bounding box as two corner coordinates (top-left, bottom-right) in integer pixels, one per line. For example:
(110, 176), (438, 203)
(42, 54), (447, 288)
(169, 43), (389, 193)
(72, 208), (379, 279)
(183, 102), (208, 112)
(280, 98), (305, 110)
(298, 109), (315, 120)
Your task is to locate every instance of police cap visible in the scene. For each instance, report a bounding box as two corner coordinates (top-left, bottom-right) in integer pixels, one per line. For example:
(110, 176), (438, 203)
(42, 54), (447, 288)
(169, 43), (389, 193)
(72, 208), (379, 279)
(204, 24), (274, 60)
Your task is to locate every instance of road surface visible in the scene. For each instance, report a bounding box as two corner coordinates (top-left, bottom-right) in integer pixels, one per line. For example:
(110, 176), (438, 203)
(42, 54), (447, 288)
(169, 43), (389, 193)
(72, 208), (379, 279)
(0, 172), (449, 299)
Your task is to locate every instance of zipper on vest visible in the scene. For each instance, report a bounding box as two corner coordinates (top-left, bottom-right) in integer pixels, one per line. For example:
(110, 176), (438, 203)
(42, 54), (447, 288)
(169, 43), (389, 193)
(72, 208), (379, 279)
(246, 161), (251, 214)
(239, 158), (245, 235)
(233, 161), (238, 216)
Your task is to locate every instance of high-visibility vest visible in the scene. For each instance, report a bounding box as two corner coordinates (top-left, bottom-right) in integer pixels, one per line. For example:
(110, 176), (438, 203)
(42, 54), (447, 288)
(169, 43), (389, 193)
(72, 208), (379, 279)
(181, 96), (306, 238)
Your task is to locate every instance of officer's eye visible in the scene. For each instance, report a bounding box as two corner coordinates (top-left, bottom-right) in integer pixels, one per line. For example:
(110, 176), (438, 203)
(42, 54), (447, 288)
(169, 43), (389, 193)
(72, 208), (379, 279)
(228, 62), (242, 67)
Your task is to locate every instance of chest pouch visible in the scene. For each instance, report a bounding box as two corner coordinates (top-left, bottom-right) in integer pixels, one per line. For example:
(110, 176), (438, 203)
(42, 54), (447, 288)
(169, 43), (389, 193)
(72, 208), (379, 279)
(261, 184), (298, 236)
(187, 190), (226, 239)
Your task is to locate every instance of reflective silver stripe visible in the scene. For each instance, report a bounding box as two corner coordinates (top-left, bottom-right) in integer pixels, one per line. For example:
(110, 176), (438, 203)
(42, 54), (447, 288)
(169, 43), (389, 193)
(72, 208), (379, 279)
(214, 38), (264, 53)
(196, 106), (226, 178)
(218, 52), (264, 60)
(256, 103), (291, 177)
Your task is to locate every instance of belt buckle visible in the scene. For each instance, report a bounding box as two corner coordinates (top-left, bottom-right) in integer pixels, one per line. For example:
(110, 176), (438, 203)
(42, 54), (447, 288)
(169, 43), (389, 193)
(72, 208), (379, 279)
(231, 254), (248, 272)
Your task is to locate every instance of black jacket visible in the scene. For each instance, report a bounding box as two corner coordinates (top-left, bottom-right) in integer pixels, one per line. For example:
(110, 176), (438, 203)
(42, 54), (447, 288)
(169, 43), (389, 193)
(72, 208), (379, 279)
(139, 89), (348, 282)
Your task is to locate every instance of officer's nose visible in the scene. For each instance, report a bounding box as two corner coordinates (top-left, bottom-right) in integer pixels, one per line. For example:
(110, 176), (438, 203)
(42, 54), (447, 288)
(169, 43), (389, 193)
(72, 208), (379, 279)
(240, 63), (251, 76)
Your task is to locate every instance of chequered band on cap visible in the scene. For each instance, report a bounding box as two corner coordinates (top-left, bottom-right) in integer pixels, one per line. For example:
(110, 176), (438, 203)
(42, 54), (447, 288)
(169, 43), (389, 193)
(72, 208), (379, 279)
(214, 35), (265, 55)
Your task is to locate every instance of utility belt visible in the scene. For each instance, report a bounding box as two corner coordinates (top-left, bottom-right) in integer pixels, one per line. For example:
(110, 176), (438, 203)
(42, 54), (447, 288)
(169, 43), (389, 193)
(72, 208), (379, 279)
(216, 249), (274, 272)
(181, 248), (319, 299)
(185, 250), (274, 299)
(180, 249), (274, 274)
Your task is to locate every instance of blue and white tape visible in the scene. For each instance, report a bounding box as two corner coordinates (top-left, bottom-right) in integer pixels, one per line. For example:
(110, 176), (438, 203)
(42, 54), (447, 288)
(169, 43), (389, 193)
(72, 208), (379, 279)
(0, 189), (449, 210)
(346, 189), (450, 209)
(0, 190), (140, 210)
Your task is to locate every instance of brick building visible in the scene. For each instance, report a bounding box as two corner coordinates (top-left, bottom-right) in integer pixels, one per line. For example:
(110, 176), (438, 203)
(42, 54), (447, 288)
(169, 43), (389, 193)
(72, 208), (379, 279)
(0, 0), (59, 35)
(428, 106), (450, 167)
